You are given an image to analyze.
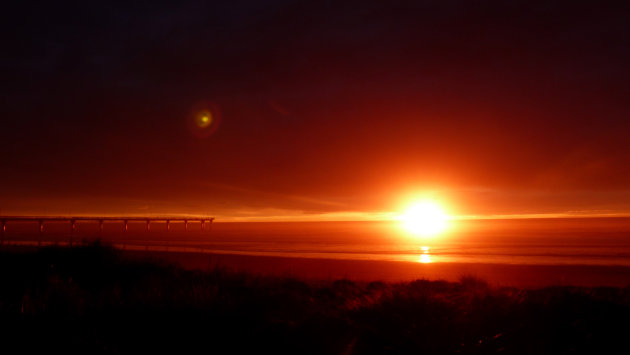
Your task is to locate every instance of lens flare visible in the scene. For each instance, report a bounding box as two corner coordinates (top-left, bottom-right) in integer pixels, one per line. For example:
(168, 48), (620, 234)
(188, 102), (221, 138)
(196, 111), (213, 128)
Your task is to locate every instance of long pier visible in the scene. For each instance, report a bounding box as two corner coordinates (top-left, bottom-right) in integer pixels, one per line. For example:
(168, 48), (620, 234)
(0, 216), (215, 234)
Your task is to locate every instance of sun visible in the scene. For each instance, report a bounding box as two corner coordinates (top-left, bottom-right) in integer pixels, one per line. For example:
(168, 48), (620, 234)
(400, 200), (449, 237)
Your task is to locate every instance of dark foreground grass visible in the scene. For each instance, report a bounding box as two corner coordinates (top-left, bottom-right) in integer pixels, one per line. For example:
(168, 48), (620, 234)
(2, 243), (630, 354)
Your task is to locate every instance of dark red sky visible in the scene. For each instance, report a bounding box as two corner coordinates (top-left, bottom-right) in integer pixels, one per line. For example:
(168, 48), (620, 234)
(1, 1), (630, 219)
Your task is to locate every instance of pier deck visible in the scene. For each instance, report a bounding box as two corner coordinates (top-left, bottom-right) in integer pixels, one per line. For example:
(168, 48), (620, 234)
(0, 216), (215, 234)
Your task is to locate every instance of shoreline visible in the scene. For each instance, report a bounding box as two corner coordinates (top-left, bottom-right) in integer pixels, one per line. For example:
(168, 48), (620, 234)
(4, 244), (630, 288)
(123, 249), (630, 288)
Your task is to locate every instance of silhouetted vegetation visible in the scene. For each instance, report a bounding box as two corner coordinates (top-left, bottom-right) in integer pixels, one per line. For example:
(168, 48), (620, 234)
(1, 243), (630, 354)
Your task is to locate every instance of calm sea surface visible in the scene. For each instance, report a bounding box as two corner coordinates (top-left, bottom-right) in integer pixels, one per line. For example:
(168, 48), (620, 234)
(4, 217), (630, 266)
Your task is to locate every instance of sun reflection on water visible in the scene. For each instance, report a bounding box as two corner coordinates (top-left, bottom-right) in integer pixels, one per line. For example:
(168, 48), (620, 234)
(418, 245), (432, 263)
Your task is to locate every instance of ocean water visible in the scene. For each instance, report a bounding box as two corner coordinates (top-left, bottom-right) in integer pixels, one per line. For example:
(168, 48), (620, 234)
(4, 217), (630, 266)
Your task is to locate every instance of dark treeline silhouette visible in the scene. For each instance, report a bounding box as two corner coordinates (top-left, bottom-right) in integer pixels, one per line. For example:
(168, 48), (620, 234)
(1, 243), (630, 354)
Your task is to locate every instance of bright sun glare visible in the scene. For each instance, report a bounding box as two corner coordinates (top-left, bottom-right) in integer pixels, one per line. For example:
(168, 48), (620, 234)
(400, 200), (449, 237)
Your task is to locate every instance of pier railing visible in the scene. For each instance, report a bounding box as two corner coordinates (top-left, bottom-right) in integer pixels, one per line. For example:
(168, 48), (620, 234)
(0, 216), (215, 235)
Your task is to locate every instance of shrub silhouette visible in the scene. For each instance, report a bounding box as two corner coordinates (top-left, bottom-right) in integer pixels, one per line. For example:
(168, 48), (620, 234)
(1, 243), (630, 354)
